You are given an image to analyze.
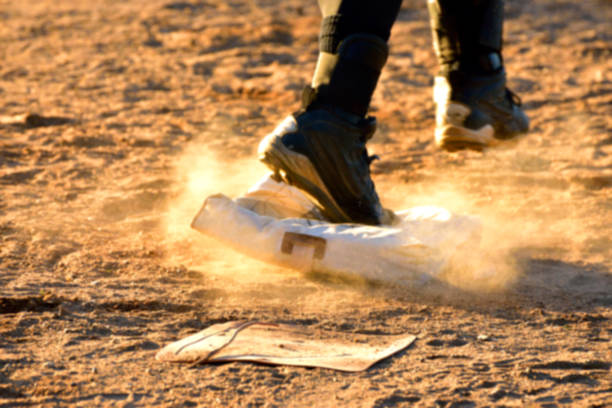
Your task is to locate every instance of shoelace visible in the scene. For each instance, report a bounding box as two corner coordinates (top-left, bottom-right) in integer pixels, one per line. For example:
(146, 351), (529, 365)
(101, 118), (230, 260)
(506, 88), (522, 107)
(366, 154), (380, 165)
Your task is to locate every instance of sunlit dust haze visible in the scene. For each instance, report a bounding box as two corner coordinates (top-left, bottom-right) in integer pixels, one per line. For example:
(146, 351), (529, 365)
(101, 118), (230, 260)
(161, 143), (279, 282)
(160, 141), (370, 311)
(376, 160), (603, 294)
(377, 178), (523, 292)
(161, 139), (600, 300)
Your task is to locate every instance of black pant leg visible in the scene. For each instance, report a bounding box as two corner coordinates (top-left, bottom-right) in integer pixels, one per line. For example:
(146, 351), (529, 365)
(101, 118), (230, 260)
(428, 0), (504, 75)
(317, 0), (402, 52)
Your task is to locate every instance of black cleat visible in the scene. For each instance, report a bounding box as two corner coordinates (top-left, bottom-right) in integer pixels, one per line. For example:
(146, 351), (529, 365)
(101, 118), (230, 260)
(433, 69), (529, 152)
(258, 108), (387, 225)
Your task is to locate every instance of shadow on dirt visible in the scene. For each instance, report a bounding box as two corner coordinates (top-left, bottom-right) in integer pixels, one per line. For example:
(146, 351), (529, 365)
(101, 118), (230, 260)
(305, 254), (612, 317)
(0, 296), (61, 314)
(514, 256), (612, 309)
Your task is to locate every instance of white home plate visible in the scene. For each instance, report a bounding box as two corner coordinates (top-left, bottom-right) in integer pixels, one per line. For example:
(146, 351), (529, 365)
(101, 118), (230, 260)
(156, 321), (416, 372)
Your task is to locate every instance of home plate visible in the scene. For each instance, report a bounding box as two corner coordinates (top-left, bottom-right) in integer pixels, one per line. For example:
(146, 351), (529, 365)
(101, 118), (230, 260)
(156, 321), (416, 372)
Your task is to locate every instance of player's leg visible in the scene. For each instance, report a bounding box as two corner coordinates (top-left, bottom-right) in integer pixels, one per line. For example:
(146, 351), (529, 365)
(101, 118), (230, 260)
(259, 0), (402, 225)
(310, 0), (401, 116)
(428, 0), (529, 151)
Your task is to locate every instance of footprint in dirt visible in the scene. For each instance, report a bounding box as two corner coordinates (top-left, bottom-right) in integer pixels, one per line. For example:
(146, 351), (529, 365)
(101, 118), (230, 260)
(0, 296), (61, 315)
(0, 113), (73, 129)
(0, 169), (43, 185)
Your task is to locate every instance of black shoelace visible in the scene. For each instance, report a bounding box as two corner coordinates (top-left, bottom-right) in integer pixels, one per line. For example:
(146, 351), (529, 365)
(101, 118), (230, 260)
(506, 88), (522, 107)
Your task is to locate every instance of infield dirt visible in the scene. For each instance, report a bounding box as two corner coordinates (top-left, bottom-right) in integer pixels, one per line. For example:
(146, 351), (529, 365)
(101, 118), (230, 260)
(0, 0), (611, 406)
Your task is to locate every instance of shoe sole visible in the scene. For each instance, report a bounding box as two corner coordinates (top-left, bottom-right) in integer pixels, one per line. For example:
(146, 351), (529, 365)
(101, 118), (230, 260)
(435, 124), (529, 153)
(435, 124), (496, 152)
(258, 131), (352, 224)
(434, 99), (528, 152)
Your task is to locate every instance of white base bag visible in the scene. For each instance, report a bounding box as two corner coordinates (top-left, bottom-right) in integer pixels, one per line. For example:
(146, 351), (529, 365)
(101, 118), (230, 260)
(191, 175), (481, 285)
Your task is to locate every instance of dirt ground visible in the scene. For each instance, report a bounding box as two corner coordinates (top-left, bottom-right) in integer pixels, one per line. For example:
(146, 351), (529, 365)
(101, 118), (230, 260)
(1, 0), (611, 406)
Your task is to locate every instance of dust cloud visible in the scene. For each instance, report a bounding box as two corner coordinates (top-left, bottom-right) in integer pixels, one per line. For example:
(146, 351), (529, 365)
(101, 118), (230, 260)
(377, 160), (603, 294)
(162, 142), (597, 298)
(161, 143), (277, 283)
(376, 178), (521, 292)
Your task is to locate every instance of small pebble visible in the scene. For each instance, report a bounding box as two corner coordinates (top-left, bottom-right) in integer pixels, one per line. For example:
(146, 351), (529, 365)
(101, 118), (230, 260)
(55, 305), (66, 317)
